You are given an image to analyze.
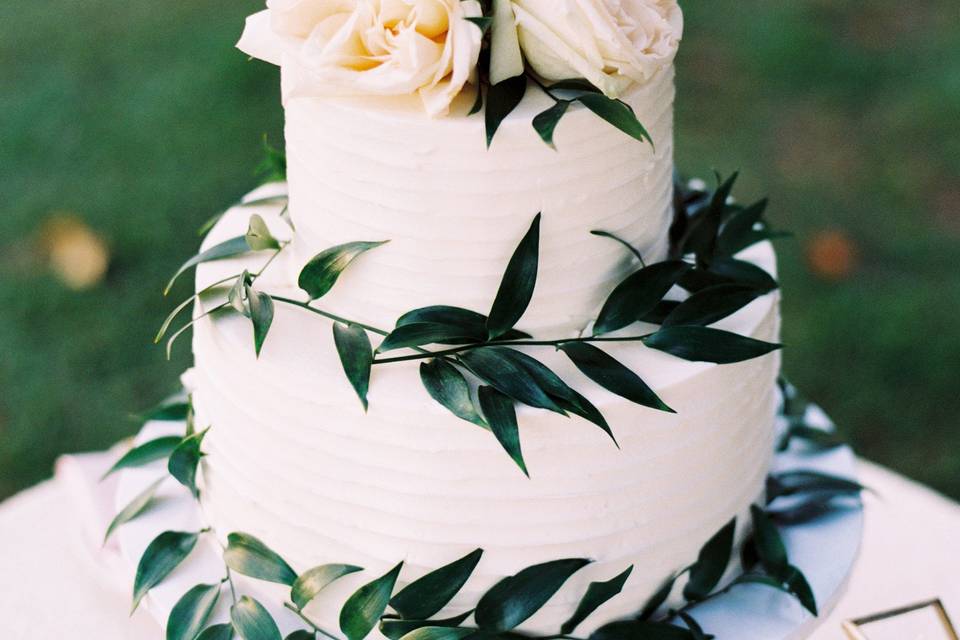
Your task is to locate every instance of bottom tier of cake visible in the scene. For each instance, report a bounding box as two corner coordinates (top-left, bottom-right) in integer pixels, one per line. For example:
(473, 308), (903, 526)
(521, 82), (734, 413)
(187, 186), (783, 634)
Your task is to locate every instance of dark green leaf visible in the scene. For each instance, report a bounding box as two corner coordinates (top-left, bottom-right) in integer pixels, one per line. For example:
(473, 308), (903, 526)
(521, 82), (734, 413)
(390, 549), (483, 619)
(590, 230), (645, 264)
(224, 532), (297, 586)
(487, 213), (540, 339)
(245, 283), (274, 357)
(663, 285), (762, 328)
(420, 359), (487, 428)
(683, 173), (738, 267)
(466, 16), (493, 32)
(676, 612), (711, 640)
(474, 558), (591, 631)
(168, 429), (207, 499)
(132, 531), (199, 612)
(560, 565), (633, 634)
(708, 258), (778, 293)
(197, 624), (235, 640)
(167, 583), (221, 640)
(459, 348), (563, 414)
(166, 236), (251, 295)
(594, 261), (691, 335)
(782, 565), (818, 616)
(142, 391), (190, 421)
(380, 611), (474, 640)
(399, 628), (474, 640)
(683, 518), (736, 601)
(559, 342), (673, 413)
(379, 323), (479, 352)
(749, 505), (788, 578)
(638, 573), (677, 620)
(468, 85), (484, 116)
(396, 306), (529, 341)
(590, 620), (694, 640)
(340, 562), (404, 640)
(298, 241), (389, 300)
(548, 79), (602, 94)
(642, 326), (782, 364)
(485, 75), (527, 148)
(104, 478), (164, 544)
(334, 323), (374, 411)
(766, 471), (865, 502)
(552, 388), (616, 446)
(640, 300), (681, 325)
(716, 199), (768, 256)
(292, 563), (364, 609)
(767, 492), (844, 524)
(103, 436), (183, 479)
(285, 633), (315, 640)
(532, 100), (571, 148)
(776, 424), (844, 453)
(245, 214), (281, 251)
(478, 386), (527, 477)
(576, 94), (652, 145)
(231, 596), (282, 640)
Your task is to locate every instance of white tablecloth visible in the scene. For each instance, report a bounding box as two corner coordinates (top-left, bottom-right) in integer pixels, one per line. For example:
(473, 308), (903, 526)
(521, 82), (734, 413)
(1, 453), (958, 639)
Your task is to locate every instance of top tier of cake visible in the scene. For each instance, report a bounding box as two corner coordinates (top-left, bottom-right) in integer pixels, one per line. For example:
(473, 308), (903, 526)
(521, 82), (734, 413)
(237, 1), (682, 337)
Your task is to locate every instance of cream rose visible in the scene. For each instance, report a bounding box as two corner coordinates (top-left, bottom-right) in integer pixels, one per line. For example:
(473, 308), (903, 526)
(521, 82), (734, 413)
(509, 0), (682, 98)
(238, 0), (483, 117)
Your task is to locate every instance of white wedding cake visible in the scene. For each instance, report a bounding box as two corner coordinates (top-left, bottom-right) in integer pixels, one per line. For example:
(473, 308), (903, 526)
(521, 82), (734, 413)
(144, 0), (796, 637)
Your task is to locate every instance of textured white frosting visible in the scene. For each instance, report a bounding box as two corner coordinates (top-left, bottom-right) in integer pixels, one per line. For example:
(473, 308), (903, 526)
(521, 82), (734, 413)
(280, 66), (676, 338)
(189, 189), (781, 635)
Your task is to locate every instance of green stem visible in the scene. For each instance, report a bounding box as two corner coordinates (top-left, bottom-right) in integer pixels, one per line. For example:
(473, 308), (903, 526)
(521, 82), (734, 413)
(284, 602), (339, 640)
(372, 333), (655, 365)
(527, 72), (559, 102)
(270, 295), (390, 337)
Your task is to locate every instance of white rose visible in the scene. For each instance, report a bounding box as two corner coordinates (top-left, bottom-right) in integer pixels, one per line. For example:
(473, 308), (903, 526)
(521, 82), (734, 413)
(509, 0), (682, 97)
(238, 0), (483, 117)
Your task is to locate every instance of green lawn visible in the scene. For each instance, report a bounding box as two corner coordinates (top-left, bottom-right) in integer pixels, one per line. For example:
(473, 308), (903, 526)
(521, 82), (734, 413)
(2, 0), (958, 500)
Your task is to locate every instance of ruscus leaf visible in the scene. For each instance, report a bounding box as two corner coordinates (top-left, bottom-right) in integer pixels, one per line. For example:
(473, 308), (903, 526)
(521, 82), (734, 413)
(399, 628), (474, 640)
(683, 518), (736, 602)
(486, 213), (541, 339)
(485, 76), (527, 148)
(245, 214), (281, 251)
(532, 100), (571, 148)
(782, 565), (818, 616)
(231, 596), (282, 640)
(167, 583), (221, 640)
(104, 477), (165, 543)
(380, 611), (473, 640)
(478, 386), (528, 477)
(676, 612), (711, 640)
(638, 573), (677, 620)
(594, 261), (691, 335)
(390, 548), (484, 620)
(103, 436), (183, 479)
(560, 565), (633, 634)
(642, 326), (782, 364)
(663, 285), (762, 328)
(334, 323), (374, 411)
(224, 532), (298, 586)
(576, 93), (652, 145)
(559, 342), (673, 413)
(168, 429), (208, 498)
(292, 564), (364, 609)
(459, 347), (563, 414)
(340, 562), (404, 640)
(197, 624), (235, 640)
(749, 505), (788, 578)
(589, 619), (695, 640)
(419, 359), (487, 428)
(166, 236), (251, 295)
(378, 323), (479, 352)
(132, 530), (200, 612)
(245, 283), (274, 357)
(590, 230), (645, 264)
(298, 241), (389, 301)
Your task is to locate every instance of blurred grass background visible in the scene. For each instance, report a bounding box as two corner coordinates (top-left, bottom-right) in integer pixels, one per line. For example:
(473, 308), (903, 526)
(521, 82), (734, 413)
(1, 0), (958, 501)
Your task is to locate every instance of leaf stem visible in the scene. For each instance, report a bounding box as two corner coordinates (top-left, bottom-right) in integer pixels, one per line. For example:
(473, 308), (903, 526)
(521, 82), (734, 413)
(270, 295), (390, 336)
(283, 602), (340, 640)
(372, 333), (656, 365)
(527, 72), (559, 102)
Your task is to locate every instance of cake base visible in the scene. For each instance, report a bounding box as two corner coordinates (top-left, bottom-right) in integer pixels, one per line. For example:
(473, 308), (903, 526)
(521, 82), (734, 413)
(113, 400), (863, 640)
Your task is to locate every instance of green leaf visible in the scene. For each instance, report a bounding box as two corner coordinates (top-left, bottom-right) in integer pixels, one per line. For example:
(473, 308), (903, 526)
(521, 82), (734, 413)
(104, 477), (164, 544)
(594, 261), (691, 335)
(379, 323), (479, 352)
(777, 424), (844, 453)
(767, 492), (842, 524)
(255, 135), (287, 184)
(224, 532), (298, 586)
(683, 518), (736, 601)
(166, 236), (251, 295)
(103, 436), (183, 479)
(465, 16), (492, 32)
(553, 389), (616, 446)
(590, 230), (645, 264)
(245, 283), (274, 358)
(766, 470), (865, 501)
(485, 75), (527, 148)
(683, 173), (738, 268)
(663, 285), (762, 328)
(142, 391), (190, 421)
(292, 564), (364, 609)
(245, 214), (281, 251)
(477, 386), (527, 477)
(399, 628), (474, 640)
(576, 93), (652, 145)
(380, 612), (473, 640)
(532, 100), (571, 148)
(708, 257), (778, 293)
(560, 565), (633, 634)
(231, 596), (282, 640)
(640, 300), (681, 325)
(474, 558), (591, 631)
(197, 624), (235, 640)
(285, 633), (315, 640)
(487, 213), (541, 339)
(749, 505), (788, 578)
(782, 565), (818, 616)
(167, 583), (221, 640)
(334, 323), (374, 411)
(298, 241), (389, 301)
(390, 549), (483, 619)
(340, 562), (404, 640)
(676, 612), (712, 640)
(132, 530), (200, 613)
(559, 342), (673, 413)
(548, 79), (602, 94)
(590, 621), (695, 640)
(716, 199), (768, 256)
(459, 348), (563, 414)
(638, 573), (677, 620)
(420, 359), (487, 428)
(468, 85), (484, 116)
(642, 326), (782, 364)
(396, 306), (530, 341)
(168, 429), (208, 499)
